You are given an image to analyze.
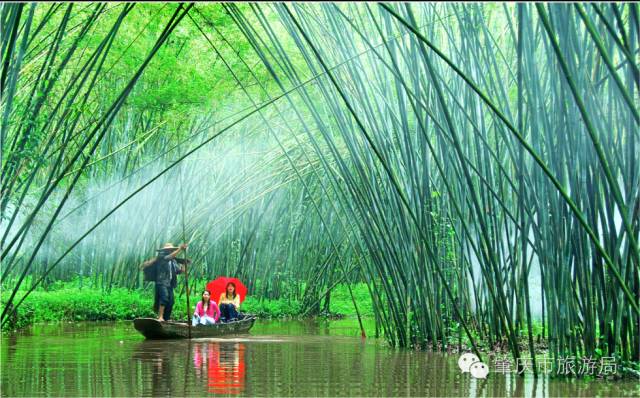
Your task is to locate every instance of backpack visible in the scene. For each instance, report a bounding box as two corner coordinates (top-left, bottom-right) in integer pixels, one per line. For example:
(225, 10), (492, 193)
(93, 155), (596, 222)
(142, 257), (159, 282)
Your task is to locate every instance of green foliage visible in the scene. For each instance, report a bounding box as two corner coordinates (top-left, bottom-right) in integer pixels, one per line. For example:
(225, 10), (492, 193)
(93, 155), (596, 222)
(241, 296), (301, 318)
(1, 286), (155, 330)
(327, 283), (374, 316)
(1, 281), (373, 330)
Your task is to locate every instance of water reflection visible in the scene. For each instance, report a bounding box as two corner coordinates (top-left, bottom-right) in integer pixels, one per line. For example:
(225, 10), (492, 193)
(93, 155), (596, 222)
(193, 342), (245, 394)
(1, 321), (638, 397)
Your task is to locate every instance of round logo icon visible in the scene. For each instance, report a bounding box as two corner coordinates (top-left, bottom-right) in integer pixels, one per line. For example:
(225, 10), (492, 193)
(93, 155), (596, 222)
(457, 353), (480, 373)
(469, 361), (489, 379)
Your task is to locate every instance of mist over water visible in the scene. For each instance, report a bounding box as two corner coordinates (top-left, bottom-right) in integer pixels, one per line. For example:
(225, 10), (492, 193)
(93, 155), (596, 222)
(5, 113), (292, 269)
(1, 101), (348, 290)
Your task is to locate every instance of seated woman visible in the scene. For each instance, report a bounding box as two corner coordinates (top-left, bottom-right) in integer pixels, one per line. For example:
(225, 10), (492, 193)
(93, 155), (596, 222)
(218, 282), (241, 322)
(192, 290), (220, 326)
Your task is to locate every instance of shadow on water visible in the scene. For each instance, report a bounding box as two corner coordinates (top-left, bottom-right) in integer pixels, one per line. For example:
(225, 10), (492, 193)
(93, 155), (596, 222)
(1, 320), (638, 396)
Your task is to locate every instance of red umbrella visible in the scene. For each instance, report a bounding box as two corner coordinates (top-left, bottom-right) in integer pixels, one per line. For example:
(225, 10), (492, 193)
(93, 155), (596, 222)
(206, 277), (248, 305)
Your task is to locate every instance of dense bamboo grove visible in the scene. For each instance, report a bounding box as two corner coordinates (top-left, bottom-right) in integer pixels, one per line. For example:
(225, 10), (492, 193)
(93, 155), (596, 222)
(1, 2), (638, 372)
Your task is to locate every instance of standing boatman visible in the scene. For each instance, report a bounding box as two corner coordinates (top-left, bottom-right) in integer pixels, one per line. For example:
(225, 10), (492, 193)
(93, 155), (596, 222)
(141, 242), (191, 322)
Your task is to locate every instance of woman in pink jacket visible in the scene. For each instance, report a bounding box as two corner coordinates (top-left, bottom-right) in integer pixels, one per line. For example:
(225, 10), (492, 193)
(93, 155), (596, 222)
(192, 290), (220, 326)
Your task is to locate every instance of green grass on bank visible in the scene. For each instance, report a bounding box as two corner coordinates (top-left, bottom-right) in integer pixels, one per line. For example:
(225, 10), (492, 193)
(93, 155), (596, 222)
(1, 280), (373, 330)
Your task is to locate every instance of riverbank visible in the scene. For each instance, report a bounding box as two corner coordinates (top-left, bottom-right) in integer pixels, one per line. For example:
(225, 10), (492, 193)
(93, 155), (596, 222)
(1, 281), (374, 330)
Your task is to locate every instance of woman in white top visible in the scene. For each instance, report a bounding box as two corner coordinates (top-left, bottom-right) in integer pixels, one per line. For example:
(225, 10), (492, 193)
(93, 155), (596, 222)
(218, 282), (241, 322)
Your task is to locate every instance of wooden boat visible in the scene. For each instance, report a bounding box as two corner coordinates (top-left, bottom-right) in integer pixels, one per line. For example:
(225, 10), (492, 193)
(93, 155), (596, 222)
(133, 315), (257, 339)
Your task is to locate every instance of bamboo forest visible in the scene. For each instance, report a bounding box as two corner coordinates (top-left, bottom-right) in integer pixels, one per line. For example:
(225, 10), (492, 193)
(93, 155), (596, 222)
(1, 2), (638, 397)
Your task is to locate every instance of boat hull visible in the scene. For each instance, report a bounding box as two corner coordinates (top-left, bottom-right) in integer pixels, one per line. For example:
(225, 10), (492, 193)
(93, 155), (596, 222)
(133, 316), (256, 339)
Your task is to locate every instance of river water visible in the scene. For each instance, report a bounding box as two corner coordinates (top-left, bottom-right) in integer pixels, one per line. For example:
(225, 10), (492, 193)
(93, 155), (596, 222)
(1, 319), (637, 397)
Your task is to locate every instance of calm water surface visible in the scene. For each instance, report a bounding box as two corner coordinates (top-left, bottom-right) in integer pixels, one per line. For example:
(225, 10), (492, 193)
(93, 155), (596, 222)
(1, 320), (637, 397)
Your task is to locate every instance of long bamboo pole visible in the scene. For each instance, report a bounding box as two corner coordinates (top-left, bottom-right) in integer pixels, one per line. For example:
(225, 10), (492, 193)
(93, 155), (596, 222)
(179, 162), (191, 339)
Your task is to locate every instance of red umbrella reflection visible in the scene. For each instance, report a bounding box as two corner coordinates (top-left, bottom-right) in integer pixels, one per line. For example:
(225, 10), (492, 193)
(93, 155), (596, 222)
(208, 343), (245, 394)
(192, 342), (246, 395)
